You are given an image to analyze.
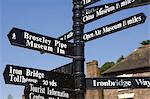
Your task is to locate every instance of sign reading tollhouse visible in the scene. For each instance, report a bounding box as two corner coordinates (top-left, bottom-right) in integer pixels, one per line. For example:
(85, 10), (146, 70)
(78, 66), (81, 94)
(3, 65), (75, 98)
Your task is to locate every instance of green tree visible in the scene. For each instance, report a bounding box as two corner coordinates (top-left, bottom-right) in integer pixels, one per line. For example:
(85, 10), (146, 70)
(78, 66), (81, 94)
(141, 40), (150, 45)
(8, 94), (13, 99)
(116, 55), (124, 63)
(101, 61), (115, 73)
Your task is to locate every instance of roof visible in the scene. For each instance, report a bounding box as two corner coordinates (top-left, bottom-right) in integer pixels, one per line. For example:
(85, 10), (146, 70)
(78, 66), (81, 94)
(102, 45), (150, 76)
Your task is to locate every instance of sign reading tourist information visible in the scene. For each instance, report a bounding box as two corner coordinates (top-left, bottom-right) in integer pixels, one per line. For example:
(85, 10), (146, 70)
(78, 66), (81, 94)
(24, 83), (75, 99)
(83, 0), (100, 7)
(84, 0), (150, 24)
(7, 28), (74, 58)
(83, 13), (146, 42)
(86, 77), (150, 89)
(3, 64), (74, 90)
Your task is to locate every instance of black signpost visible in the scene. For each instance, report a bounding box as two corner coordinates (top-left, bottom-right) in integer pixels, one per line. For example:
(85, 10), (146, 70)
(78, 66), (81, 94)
(7, 27), (74, 58)
(3, 0), (150, 99)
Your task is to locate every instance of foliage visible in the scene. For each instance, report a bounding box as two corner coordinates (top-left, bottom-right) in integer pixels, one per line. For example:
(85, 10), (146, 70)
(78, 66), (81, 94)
(116, 55), (124, 63)
(141, 40), (150, 45)
(101, 61), (115, 73)
(8, 94), (13, 99)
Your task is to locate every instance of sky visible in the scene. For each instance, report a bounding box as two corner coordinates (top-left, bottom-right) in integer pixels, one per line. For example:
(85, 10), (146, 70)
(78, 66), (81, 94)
(0, 0), (150, 99)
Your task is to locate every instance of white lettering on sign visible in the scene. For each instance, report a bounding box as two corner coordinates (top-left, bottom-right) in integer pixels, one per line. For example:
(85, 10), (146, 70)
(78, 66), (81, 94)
(47, 87), (69, 98)
(24, 32), (51, 45)
(135, 79), (150, 87)
(83, 14), (94, 22)
(127, 16), (142, 25)
(60, 31), (73, 41)
(42, 80), (57, 87)
(54, 40), (67, 49)
(121, 0), (135, 7)
(83, 14), (143, 41)
(29, 83), (45, 94)
(26, 40), (53, 52)
(93, 79), (132, 87)
(26, 69), (45, 79)
(102, 23), (122, 33)
(9, 74), (38, 83)
(29, 92), (44, 99)
(96, 5), (115, 17)
(83, 0), (91, 5)
(9, 66), (22, 75)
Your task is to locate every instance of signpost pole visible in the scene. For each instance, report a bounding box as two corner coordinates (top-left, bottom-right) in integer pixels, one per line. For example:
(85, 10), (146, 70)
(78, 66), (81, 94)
(73, 0), (85, 99)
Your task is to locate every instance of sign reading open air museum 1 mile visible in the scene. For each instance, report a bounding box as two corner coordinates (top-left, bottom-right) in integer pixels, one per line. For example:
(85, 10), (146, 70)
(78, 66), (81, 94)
(58, 13), (146, 42)
(7, 28), (74, 58)
(86, 77), (150, 89)
(83, 13), (146, 42)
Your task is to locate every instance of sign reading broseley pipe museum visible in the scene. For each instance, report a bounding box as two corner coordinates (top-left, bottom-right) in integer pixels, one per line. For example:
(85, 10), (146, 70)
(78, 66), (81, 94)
(7, 28), (74, 58)
(86, 77), (150, 89)
(3, 64), (74, 90)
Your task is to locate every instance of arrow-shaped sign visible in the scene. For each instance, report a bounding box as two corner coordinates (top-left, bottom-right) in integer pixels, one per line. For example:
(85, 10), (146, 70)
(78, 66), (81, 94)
(86, 77), (150, 89)
(58, 13), (146, 42)
(3, 64), (75, 89)
(7, 27), (74, 58)
(83, 0), (150, 24)
(24, 83), (75, 99)
(83, 13), (146, 42)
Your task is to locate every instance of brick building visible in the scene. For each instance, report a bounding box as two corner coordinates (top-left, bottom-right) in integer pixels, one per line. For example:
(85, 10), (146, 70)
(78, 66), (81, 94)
(102, 45), (150, 99)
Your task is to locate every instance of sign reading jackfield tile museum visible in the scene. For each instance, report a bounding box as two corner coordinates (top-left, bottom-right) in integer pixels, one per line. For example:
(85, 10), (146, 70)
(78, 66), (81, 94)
(7, 27), (74, 58)
(86, 77), (150, 89)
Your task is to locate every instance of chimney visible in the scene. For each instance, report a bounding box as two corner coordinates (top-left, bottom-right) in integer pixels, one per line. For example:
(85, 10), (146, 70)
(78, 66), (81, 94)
(85, 60), (103, 99)
(86, 60), (100, 78)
